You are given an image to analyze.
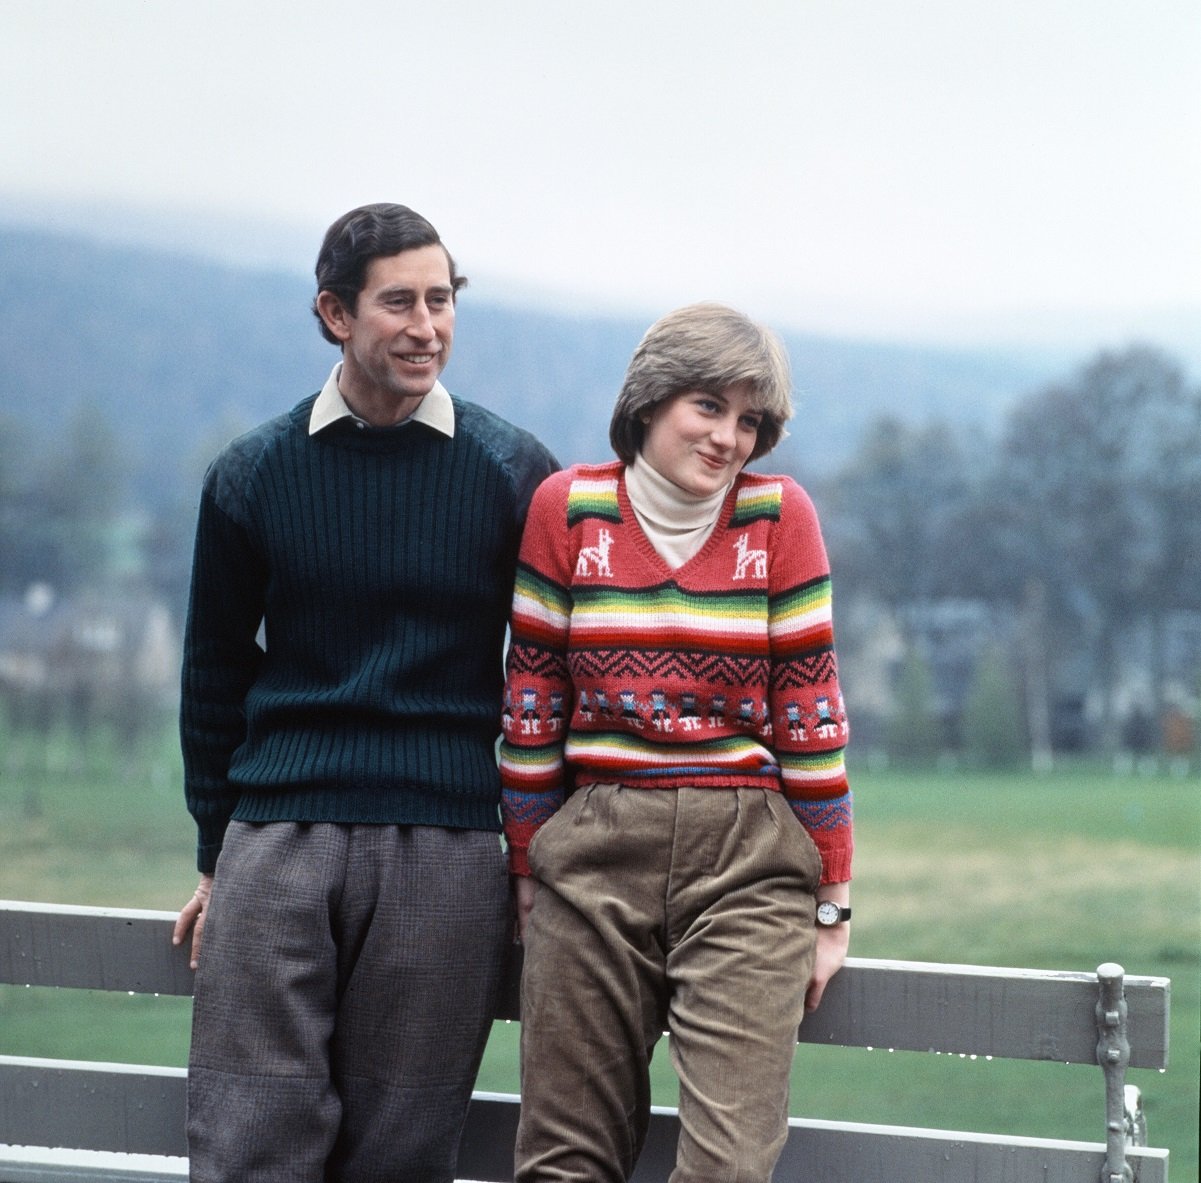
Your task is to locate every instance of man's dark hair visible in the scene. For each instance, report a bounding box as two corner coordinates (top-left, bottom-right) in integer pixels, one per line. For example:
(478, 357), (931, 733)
(312, 203), (468, 344)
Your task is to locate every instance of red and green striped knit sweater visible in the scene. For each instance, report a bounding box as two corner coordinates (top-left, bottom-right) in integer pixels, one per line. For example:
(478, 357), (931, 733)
(500, 461), (853, 884)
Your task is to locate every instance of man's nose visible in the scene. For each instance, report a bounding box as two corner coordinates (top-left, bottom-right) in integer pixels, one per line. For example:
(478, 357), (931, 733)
(408, 303), (436, 338)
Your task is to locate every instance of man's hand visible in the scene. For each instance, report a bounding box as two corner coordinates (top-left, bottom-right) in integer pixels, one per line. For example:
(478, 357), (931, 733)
(513, 875), (538, 943)
(172, 874), (214, 971)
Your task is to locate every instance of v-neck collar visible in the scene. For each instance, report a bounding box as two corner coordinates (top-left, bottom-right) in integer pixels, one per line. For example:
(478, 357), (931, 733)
(616, 466), (743, 582)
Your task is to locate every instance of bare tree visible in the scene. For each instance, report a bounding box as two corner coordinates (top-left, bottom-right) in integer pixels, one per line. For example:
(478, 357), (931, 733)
(999, 346), (1201, 750)
(821, 416), (975, 611)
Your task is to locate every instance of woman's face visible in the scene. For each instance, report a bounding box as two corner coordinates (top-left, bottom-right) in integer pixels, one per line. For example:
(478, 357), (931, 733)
(640, 382), (763, 496)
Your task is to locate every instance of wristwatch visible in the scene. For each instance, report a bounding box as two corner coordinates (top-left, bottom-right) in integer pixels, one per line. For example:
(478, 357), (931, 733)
(815, 901), (852, 927)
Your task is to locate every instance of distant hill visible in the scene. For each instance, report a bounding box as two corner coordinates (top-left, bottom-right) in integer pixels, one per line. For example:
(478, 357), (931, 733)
(1, 226), (1079, 507)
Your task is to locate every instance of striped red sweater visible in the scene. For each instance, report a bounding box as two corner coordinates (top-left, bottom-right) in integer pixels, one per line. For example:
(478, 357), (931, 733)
(500, 462), (853, 884)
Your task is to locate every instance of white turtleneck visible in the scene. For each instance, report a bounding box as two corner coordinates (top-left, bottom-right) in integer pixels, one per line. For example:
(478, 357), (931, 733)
(625, 453), (732, 570)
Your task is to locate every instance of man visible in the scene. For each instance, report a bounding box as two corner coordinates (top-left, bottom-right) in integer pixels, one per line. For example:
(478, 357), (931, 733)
(172, 203), (558, 1183)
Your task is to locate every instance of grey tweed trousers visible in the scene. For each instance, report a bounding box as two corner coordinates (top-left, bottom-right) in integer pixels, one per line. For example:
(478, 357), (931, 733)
(187, 821), (511, 1183)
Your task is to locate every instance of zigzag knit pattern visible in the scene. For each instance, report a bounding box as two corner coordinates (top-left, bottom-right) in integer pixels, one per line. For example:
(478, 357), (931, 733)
(500, 461), (853, 884)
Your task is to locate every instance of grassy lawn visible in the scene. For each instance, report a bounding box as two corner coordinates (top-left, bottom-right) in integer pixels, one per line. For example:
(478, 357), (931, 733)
(2, 744), (1197, 1180)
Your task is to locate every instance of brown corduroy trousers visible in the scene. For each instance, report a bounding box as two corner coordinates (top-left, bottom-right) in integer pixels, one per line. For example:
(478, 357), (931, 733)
(187, 821), (511, 1183)
(516, 786), (821, 1183)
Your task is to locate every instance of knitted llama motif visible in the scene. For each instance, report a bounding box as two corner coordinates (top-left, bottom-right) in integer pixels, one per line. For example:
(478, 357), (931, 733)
(576, 527), (613, 577)
(732, 532), (768, 580)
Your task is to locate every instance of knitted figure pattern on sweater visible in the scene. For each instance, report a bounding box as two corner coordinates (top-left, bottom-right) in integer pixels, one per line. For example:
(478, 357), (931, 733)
(500, 461), (853, 884)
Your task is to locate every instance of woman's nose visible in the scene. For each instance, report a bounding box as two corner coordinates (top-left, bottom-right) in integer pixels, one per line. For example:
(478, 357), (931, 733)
(710, 416), (737, 447)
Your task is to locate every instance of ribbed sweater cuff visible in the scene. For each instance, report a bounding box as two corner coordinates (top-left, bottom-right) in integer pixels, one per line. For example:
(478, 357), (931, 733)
(508, 846), (532, 877)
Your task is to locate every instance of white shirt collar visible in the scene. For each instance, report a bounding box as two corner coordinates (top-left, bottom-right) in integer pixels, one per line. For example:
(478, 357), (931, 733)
(308, 363), (456, 438)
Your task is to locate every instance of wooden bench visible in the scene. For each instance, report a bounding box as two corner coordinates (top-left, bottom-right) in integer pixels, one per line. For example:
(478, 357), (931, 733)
(0, 900), (1171, 1183)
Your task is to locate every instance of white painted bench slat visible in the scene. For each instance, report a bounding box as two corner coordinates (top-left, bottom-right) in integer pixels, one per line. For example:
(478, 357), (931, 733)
(0, 1107), (1172, 1183)
(0, 1147), (187, 1183)
(0, 903), (1171, 1067)
(457, 1095), (1173, 1183)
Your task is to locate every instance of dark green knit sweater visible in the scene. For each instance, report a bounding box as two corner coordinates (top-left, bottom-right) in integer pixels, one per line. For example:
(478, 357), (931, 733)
(181, 392), (557, 873)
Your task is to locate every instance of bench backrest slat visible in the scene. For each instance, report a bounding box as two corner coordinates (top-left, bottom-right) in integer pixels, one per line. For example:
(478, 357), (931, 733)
(456, 1096), (1172, 1183)
(0, 903), (194, 997)
(0, 1079), (1171, 1183)
(0, 1058), (186, 1158)
(0, 902), (1170, 1069)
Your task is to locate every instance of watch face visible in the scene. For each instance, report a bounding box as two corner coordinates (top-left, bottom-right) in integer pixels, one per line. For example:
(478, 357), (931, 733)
(816, 901), (841, 926)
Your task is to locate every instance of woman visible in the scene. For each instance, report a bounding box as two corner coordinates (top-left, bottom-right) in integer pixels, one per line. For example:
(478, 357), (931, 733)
(500, 303), (853, 1183)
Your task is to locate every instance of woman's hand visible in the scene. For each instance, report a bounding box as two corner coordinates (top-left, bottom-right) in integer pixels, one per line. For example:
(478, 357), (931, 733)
(514, 875), (539, 943)
(172, 874), (214, 971)
(805, 884), (851, 1012)
(805, 921), (850, 1012)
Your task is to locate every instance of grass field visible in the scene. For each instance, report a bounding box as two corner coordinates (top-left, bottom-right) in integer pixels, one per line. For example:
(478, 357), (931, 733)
(1, 741), (1197, 1179)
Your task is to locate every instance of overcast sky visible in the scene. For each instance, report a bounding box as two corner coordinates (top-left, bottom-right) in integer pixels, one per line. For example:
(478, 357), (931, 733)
(3, 0), (1199, 358)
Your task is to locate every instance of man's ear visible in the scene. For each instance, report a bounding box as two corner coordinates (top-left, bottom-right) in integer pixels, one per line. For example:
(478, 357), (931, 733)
(315, 290), (353, 342)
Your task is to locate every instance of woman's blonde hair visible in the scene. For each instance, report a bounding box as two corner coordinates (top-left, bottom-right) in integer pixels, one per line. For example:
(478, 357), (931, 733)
(609, 302), (793, 464)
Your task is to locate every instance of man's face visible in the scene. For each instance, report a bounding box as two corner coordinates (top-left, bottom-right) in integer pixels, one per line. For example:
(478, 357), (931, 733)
(321, 244), (455, 420)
